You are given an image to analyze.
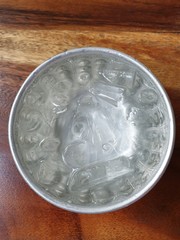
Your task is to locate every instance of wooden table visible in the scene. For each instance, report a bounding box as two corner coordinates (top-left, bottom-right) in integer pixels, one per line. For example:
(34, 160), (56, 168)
(0, 1), (180, 239)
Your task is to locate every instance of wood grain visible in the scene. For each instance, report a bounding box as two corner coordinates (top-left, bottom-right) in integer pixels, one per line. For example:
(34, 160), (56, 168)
(0, 0), (179, 32)
(0, 0), (180, 239)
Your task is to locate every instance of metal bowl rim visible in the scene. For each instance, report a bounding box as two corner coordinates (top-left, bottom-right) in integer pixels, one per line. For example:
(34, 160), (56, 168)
(8, 47), (175, 214)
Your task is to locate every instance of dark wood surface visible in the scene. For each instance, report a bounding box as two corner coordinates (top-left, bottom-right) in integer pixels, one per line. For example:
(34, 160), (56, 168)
(0, 0), (180, 239)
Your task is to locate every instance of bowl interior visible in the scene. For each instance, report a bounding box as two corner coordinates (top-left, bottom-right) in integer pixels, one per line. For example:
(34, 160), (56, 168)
(9, 48), (174, 213)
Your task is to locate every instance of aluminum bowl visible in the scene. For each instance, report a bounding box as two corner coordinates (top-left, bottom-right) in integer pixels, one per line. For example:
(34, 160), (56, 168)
(9, 47), (175, 213)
